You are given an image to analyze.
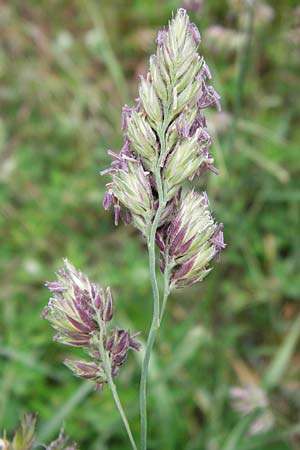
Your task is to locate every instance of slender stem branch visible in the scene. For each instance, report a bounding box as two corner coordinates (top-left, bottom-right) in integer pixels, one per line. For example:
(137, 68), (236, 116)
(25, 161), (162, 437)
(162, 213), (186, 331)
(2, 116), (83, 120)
(105, 370), (138, 450)
(140, 91), (173, 450)
(98, 331), (138, 450)
(140, 193), (165, 450)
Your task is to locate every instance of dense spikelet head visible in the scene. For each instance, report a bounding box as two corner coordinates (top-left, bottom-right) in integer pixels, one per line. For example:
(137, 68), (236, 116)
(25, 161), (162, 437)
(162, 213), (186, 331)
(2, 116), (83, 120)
(156, 9), (201, 86)
(101, 9), (221, 232)
(154, 8), (219, 121)
(158, 191), (225, 289)
(42, 259), (105, 347)
(43, 260), (140, 386)
(100, 9), (225, 291)
(169, 191), (217, 261)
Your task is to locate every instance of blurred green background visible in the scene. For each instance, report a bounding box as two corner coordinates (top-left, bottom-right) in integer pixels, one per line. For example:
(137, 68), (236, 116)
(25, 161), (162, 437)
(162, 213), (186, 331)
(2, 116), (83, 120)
(1, 0), (300, 449)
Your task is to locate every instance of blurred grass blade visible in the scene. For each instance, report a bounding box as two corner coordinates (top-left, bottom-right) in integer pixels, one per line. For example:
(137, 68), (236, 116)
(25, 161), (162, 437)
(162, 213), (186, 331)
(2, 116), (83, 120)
(207, 127), (228, 178)
(36, 381), (93, 444)
(264, 314), (300, 390)
(226, 1), (254, 152)
(0, 344), (66, 382)
(237, 119), (288, 146)
(242, 145), (290, 183)
(240, 423), (300, 450)
(85, 1), (129, 105)
(152, 379), (175, 450)
(147, 326), (210, 448)
(160, 325), (210, 381)
(221, 414), (258, 450)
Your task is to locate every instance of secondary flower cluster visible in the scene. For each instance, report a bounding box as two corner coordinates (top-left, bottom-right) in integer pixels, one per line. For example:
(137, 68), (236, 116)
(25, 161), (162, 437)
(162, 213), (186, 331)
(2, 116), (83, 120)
(42, 260), (140, 386)
(157, 190), (224, 288)
(101, 9), (225, 289)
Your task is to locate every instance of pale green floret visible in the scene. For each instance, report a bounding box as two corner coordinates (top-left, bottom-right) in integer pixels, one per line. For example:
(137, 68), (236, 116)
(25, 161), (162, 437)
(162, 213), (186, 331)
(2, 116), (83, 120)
(164, 125), (178, 154)
(164, 107), (198, 155)
(168, 14), (188, 55)
(170, 79), (201, 120)
(47, 297), (78, 332)
(47, 313), (74, 334)
(150, 55), (168, 103)
(152, 7), (201, 124)
(164, 131), (204, 198)
(177, 107), (198, 130)
(150, 9), (202, 134)
(161, 40), (173, 73)
(127, 111), (158, 169)
(182, 244), (215, 280)
(176, 55), (202, 94)
(168, 9), (193, 62)
(162, 10), (198, 83)
(139, 76), (162, 126)
(181, 266), (213, 286)
(112, 162), (153, 226)
(157, 47), (171, 84)
(132, 214), (147, 232)
(175, 44), (198, 80)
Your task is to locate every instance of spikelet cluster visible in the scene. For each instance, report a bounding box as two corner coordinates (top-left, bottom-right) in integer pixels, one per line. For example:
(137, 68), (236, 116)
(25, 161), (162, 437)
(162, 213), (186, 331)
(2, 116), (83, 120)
(42, 260), (140, 386)
(102, 9), (225, 289)
(157, 191), (225, 287)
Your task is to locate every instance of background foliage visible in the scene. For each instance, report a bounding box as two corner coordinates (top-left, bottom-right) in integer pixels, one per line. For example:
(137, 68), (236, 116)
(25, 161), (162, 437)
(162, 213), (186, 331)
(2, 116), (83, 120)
(1, 1), (300, 449)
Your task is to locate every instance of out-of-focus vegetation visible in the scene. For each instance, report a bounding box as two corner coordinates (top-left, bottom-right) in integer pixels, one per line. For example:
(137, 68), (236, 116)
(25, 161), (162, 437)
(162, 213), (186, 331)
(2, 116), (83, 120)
(1, 1), (300, 449)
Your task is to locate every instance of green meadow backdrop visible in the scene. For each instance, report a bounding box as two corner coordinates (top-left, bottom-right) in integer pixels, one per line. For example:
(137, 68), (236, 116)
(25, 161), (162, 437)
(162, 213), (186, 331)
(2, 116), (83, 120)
(1, 1), (299, 449)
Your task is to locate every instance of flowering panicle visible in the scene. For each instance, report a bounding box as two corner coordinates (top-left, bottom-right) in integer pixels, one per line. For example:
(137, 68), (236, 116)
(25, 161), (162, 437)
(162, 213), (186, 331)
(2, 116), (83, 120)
(101, 9), (222, 239)
(42, 260), (140, 386)
(41, 10), (226, 450)
(100, 10), (224, 290)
